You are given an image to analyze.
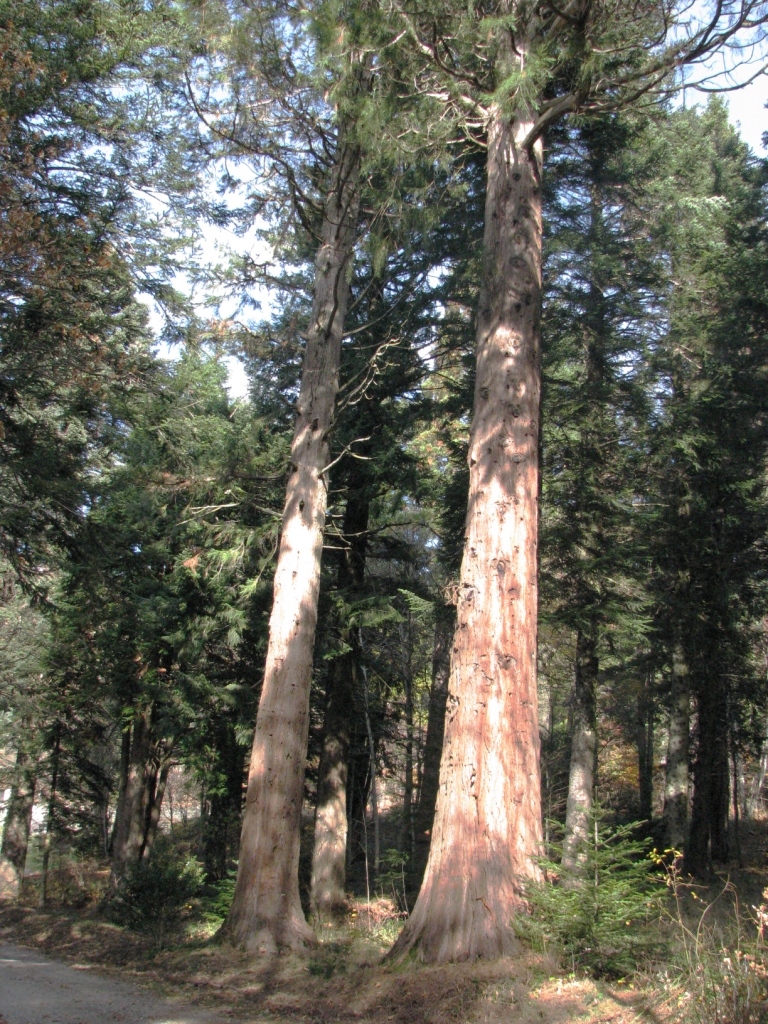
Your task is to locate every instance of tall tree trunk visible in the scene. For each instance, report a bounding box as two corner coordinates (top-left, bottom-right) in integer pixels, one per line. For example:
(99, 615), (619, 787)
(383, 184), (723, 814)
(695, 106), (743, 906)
(637, 671), (654, 823)
(412, 613), (452, 885)
(140, 743), (173, 861)
(109, 726), (131, 856)
(361, 656), (380, 877)
(110, 708), (153, 883)
(203, 725), (247, 881)
(0, 745), (37, 891)
(400, 617), (415, 862)
(311, 652), (357, 922)
(687, 679), (730, 876)
(39, 725), (61, 907)
(345, 721), (373, 872)
(664, 641), (690, 850)
(748, 713), (768, 817)
(561, 629), (598, 881)
(730, 717), (743, 869)
(390, 100), (543, 963)
(223, 130), (362, 953)
(310, 486), (369, 922)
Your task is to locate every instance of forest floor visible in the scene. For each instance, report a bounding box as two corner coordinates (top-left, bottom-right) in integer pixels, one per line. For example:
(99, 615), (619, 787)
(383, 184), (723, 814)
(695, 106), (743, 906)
(0, 907), (652, 1024)
(0, 820), (767, 1024)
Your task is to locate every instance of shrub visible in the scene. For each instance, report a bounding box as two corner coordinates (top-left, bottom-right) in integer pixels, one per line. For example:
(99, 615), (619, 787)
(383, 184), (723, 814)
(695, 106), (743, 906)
(519, 809), (666, 977)
(200, 869), (237, 926)
(109, 844), (204, 945)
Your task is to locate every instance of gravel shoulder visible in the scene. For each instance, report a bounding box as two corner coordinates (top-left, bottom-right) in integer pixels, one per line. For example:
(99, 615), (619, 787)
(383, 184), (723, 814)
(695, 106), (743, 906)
(0, 942), (219, 1024)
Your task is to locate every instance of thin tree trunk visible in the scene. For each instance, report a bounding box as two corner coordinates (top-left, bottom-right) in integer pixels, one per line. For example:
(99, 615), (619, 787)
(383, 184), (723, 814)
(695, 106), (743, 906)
(110, 708), (153, 884)
(637, 671), (654, 823)
(0, 746), (37, 891)
(40, 725), (61, 907)
(391, 93), (543, 963)
(412, 613), (452, 885)
(687, 678), (730, 876)
(203, 725), (247, 881)
(664, 641), (690, 850)
(223, 128), (362, 953)
(311, 653), (356, 922)
(361, 657), (379, 877)
(748, 713), (768, 817)
(730, 720), (743, 869)
(561, 629), (598, 881)
(345, 725), (372, 872)
(401, 617), (415, 862)
(109, 726), (131, 856)
(310, 485), (369, 922)
(140, 744), (172, 861)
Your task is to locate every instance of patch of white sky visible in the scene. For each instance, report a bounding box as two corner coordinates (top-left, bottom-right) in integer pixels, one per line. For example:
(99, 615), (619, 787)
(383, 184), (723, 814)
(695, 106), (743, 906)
(144, 163), (273, 402)
(148, 11), (768, 402)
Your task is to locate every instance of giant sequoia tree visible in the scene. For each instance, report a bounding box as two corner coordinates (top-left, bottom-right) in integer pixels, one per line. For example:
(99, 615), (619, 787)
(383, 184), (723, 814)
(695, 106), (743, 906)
(388, 1), (768, 962)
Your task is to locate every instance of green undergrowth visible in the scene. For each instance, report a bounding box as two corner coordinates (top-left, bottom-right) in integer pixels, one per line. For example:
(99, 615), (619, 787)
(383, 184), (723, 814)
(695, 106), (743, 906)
(519, 811), (666, 977)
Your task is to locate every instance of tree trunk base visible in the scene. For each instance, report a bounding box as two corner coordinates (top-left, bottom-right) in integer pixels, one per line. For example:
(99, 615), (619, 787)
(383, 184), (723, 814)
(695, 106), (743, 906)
(220, 904), (316, 954)
(388, 876), (523, 964)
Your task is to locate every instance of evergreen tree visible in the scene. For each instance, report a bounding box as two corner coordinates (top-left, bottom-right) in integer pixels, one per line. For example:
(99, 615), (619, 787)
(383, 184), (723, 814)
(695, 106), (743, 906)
(642, 102), (768, 873)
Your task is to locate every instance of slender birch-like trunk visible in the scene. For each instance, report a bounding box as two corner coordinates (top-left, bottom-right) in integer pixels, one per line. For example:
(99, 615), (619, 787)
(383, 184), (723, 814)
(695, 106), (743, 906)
(223, 131), (362, 952)
(561, 629), (598, 880)
(390, 98), (543, 962)
(664, 641), (690, 850)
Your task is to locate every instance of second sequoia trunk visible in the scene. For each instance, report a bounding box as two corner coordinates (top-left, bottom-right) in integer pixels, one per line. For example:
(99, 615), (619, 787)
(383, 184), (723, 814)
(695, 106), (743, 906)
(390, 104), (544, 963)
(223, 130), (362, 952)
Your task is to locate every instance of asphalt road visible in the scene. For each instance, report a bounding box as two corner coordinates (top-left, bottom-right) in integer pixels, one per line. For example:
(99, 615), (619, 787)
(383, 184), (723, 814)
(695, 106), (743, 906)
(0, 943), (220, 1024)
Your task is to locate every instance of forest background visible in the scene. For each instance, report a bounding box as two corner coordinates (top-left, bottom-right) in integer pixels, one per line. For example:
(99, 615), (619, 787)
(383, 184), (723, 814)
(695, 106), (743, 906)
(4, 0), (768, 1015)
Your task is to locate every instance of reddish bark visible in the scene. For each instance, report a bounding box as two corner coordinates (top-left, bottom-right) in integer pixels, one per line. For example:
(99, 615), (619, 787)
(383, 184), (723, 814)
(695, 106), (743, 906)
(390, 107), (543, 962)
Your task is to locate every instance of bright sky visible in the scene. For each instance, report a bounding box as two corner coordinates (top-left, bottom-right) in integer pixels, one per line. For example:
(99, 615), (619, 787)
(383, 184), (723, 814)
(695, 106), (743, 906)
(723, 74), (768, 153)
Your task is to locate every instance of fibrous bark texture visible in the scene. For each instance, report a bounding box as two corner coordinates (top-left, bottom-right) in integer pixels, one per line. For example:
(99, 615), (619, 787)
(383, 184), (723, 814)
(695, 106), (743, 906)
(664, 642), (689, 851)
(223, 134), (362, 953)
(561, 629), (597, 880)
(390, 110), (543, 963)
